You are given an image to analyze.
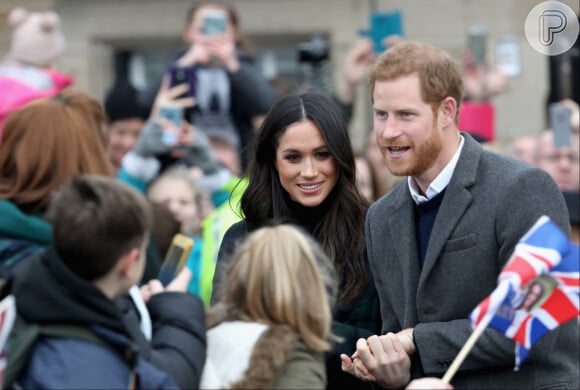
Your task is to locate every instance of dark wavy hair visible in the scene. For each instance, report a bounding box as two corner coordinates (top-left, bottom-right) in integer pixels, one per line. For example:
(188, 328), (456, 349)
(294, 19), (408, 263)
(240, 92), (369, 303)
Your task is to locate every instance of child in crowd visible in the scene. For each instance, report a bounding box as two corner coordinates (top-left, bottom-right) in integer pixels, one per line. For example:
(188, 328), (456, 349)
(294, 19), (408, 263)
(201, 224), (338, 389)
(7, 175), (206, 389)
(147, 166), (213, 299)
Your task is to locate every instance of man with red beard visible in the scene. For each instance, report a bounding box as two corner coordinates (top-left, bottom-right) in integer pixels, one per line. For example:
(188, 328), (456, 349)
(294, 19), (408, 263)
(340, 41), (578, 389)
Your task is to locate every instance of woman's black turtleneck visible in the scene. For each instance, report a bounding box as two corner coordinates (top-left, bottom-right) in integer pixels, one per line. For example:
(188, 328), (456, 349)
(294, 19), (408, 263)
(283, 188), (336, 235)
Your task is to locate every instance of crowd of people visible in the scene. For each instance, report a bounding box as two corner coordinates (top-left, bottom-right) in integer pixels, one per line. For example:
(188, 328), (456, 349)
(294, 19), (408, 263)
(0, 1), (578, 389)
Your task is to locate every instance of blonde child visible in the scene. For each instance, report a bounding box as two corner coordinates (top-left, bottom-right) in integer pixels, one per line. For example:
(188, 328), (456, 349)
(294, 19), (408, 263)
(201, 224), (338, 389)
(147, 167), (212, 298)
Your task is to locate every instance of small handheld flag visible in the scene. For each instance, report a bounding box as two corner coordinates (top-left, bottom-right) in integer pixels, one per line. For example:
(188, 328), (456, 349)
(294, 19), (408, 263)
(442, 216), (579, 383)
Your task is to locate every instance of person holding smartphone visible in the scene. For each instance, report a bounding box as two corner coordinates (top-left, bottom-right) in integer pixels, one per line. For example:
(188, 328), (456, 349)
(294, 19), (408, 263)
(162, 1), (276, 172)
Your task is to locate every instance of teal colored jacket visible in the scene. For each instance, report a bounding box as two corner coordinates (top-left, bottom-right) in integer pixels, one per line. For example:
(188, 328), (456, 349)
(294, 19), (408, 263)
(0, 200), (50, 272)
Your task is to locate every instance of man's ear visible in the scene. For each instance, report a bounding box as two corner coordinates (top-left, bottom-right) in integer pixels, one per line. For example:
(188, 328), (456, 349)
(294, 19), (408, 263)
(439, 97), (457, 128)
(118, 248), (141, 279)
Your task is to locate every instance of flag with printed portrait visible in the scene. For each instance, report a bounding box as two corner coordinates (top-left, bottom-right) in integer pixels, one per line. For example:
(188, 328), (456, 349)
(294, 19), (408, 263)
(469, 216), (580, 369)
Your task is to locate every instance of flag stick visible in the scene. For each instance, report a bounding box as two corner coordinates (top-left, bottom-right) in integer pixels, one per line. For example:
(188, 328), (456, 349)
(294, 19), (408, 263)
(442, 320), (488, 384)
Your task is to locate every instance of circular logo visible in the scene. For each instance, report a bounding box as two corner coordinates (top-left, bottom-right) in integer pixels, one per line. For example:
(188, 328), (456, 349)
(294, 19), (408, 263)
(525, 1), (579, 56)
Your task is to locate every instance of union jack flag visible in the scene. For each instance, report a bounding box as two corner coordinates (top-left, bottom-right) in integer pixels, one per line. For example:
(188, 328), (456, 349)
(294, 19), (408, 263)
(469, 216), (580, 369)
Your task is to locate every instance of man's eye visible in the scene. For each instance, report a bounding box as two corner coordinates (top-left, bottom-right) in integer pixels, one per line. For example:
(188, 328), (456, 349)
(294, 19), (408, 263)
(375, 111), (387, 120)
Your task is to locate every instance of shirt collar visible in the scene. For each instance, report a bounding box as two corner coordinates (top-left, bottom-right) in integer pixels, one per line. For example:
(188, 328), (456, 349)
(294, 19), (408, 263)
(408, 135), (465, 204)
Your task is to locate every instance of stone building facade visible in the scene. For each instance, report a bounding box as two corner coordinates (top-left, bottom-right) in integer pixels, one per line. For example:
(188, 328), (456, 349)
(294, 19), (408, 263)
(1, 0), (578, 150)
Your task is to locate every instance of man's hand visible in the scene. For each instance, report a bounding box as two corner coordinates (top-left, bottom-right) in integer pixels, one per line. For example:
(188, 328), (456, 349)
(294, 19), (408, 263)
(342, 334), (411, 388)
(396, 328), (415, 355)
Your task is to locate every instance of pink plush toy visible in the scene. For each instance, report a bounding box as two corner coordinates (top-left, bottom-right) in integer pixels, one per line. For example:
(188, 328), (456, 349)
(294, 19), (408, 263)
(0, 7), (74, 139)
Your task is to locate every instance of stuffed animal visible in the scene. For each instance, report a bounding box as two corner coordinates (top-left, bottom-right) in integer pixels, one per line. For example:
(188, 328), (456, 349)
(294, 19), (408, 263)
(0, 7), (74, 137)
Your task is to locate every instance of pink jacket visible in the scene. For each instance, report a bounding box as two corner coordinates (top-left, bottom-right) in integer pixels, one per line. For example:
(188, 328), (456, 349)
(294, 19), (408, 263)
(0, 63), (74, 140)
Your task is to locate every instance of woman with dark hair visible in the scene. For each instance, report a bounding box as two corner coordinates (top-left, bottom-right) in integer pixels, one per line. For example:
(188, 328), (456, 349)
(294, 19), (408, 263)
(212, 92), (381, 389)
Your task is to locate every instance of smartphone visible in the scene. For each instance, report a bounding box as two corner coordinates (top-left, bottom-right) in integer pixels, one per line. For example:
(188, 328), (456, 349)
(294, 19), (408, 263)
(467, 25), (488, 66)
(159, 104), (182, 126)
(157, 234), (194, 287)
(495, 36), (521, 78)
(168, 66), (196, 122)
(203, 10), (227, 36)
(169, 66), (196, 98)
(369, 10), (404, 54)
(158, 105), (182, 146)
(550, 102), (572, 148)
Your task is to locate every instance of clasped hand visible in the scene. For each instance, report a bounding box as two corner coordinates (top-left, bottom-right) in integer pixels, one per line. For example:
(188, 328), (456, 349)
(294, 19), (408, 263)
(340, 329), (415, 389)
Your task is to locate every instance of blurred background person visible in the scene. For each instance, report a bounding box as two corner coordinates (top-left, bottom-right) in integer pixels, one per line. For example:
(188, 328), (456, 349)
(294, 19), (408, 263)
(355, 153), (381, 203)
(0, 90), (112, 271)
(503, 134), (538, 166)
(535, 129), (580, 244)
(535, 130), (580, 193)
(104, 79), (149, 173)
(152, 0), (277, 171)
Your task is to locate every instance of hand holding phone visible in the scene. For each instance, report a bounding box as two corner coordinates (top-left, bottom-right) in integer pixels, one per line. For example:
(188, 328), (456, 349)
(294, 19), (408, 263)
(157, 234), (194, 287)
(169, 67), (196, 98)
(168, 66), (196, 122)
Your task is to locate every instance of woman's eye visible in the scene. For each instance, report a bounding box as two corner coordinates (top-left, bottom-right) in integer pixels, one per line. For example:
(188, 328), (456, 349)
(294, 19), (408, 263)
(315, 151), (331, 159)
(284, 154), (299, 162)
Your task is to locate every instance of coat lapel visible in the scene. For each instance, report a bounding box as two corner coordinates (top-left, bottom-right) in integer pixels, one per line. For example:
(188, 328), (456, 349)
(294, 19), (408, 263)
(388, 185), (421, 325)
(419, 134), (481, 287)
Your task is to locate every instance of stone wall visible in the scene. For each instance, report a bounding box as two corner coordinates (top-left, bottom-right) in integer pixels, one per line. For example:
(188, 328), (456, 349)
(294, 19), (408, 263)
(1, 0), (578, 150)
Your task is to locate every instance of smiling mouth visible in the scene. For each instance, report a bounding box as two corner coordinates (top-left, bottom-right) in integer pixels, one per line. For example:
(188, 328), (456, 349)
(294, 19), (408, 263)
(298, 183), (322, 191)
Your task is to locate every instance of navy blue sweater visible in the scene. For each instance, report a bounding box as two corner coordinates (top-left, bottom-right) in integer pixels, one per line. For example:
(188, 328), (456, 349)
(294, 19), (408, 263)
(414, 189), (446, 267)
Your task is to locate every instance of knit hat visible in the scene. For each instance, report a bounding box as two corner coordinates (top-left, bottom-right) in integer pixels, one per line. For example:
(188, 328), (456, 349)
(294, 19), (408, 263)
(104, 81), (150, 122)
(7, 7), (65, 67)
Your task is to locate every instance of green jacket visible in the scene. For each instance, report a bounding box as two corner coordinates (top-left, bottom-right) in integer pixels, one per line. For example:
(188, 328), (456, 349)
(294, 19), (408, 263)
(199, 176), (247, 305)
(0, 200), (50, 271)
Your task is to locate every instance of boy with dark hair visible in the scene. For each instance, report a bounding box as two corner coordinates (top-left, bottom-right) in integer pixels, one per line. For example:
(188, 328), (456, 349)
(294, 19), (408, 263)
(7, 175), (206, 389)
